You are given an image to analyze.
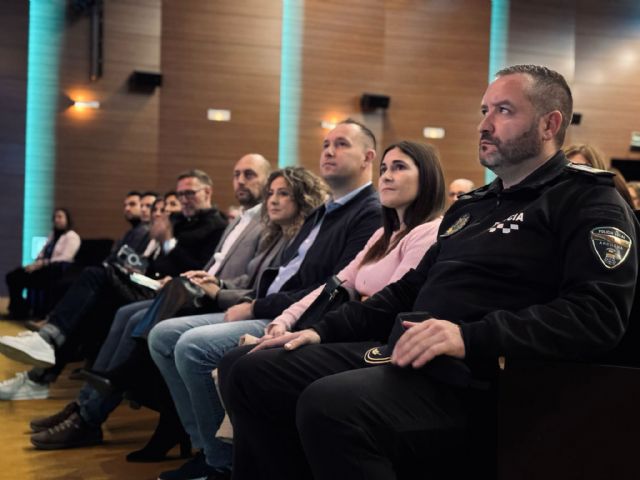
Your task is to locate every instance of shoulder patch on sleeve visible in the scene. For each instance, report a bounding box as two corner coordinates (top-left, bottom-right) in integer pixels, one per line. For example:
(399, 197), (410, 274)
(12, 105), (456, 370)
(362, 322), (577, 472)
(590, 227), (633, 269)
(566, 163), (614, 177)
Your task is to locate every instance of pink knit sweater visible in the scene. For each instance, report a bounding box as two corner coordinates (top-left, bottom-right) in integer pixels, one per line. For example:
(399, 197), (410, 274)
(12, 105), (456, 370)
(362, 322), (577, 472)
(270, 217), (442, 330)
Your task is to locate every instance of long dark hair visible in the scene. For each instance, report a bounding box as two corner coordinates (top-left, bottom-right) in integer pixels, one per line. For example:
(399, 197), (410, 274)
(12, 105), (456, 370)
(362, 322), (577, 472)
(360, 141), (445, 265)
(53, 208), (73, 232)
(260, 167), (328, 248)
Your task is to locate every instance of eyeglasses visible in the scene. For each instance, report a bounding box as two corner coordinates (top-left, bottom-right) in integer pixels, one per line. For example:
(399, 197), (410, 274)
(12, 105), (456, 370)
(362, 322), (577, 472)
(176, 188), (204, 199)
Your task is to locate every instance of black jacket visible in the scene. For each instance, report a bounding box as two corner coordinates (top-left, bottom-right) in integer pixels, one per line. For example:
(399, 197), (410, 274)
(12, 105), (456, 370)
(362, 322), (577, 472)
(148, 208), (228, 278)
(252, 184), (381, 319)
(313, 153), (639, 378)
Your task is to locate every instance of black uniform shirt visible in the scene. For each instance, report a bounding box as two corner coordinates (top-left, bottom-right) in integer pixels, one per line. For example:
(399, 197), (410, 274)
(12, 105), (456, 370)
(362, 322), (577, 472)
(313, 152), (639, 376)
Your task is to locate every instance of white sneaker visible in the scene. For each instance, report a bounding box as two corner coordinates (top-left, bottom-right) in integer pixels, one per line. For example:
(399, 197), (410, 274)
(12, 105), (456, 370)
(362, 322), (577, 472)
(0, 331), (56, 367)
(0, 371), (49, 400)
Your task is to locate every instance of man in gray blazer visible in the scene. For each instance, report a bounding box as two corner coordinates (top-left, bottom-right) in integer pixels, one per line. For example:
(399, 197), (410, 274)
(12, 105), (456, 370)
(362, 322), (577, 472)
(0, 154), (271, 402)
(204, 153), (271, 279)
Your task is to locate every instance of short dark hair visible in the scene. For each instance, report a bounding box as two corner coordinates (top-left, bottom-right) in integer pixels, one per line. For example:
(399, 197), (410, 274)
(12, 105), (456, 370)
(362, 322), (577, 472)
(141, 191), (159, 199)
(126, 190), (141, 198)
(177, 169), (213, 187)
(496, 65), (573, 147)
(360, 141), (445, 265)
(339, 118), (377, 151)
(164, 190), (177, 200)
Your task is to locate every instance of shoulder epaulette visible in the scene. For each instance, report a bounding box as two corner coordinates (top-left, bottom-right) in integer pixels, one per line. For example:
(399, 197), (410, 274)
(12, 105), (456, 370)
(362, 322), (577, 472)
(566, 162), (614, 177)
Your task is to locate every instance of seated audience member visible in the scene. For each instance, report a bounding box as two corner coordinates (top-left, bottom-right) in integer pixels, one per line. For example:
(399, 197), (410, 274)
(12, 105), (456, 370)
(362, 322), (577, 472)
(447, 178), (475, 206)
(0, 171), (227, 398)
(23, 155), (274, 451)
(5, 208), (81, 321)
(260, 140), (444, 340)
(147, 119), (381, 480)
(107, 190), (153, 261)
(627, 181), (640, 210)
(0, 191), (157, 399)
(27, 166), (326, 457)
(226, 205), (242, 221)
(76, 153), (272, 386)
(218, 65), (639, 480)
(163, 191), (182, 214)
(564, 144), (636, 208)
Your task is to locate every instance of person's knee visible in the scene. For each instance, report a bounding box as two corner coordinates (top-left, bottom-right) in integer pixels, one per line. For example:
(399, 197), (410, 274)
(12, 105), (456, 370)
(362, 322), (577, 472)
(174, 329), (211, 369)
(297, 376), (356, 435)
(148, 320), (181, 358)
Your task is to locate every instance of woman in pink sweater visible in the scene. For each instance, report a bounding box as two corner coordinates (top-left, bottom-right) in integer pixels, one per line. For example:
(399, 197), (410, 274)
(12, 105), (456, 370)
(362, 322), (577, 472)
(262, 140), (447, 339)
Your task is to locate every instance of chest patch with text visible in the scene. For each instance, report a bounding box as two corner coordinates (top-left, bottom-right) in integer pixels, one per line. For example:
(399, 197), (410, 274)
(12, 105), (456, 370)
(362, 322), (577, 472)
(489, 212), (524, 234)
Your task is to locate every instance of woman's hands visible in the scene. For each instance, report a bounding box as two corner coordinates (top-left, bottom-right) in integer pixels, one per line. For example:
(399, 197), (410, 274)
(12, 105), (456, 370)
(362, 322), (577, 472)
(249, 329), (321, 353)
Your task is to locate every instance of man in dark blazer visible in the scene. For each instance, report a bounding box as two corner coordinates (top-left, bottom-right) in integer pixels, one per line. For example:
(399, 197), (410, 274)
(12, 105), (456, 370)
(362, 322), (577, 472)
(145, 119), (381, 479)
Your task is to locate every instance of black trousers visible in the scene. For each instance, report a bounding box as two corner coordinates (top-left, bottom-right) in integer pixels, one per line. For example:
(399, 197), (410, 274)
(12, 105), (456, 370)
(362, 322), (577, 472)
(219, 343), (472, 480)
(5, 263), (69, 319)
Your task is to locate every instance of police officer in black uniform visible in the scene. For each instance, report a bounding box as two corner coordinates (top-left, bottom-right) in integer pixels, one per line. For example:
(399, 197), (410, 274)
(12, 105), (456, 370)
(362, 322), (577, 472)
(218, 65), (639, 480)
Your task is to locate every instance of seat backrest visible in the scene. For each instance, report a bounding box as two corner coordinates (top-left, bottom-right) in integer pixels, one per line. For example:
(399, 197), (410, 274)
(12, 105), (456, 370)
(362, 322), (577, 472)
(74, 238), (114, 267)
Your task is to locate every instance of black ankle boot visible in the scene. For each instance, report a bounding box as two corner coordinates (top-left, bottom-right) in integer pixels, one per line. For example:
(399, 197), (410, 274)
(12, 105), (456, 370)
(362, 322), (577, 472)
(126, 410), (192, 462)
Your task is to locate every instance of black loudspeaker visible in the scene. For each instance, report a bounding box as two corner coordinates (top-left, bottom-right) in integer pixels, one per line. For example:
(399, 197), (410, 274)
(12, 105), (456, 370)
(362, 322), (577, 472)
(571, 112), (582, 125)
(361, 93), (390, 112)
(128, 71), (162, 93)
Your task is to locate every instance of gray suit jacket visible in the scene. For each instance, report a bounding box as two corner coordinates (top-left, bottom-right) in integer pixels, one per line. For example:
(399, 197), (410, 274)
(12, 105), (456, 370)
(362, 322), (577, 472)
(216, 233), (288, 310)
(202, 204), (264, 279)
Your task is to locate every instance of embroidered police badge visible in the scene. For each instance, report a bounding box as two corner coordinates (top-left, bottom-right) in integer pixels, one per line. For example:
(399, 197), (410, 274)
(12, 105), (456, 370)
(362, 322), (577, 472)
(590, 227), (632, 269)
(440, 213), (470, 237)
(363, 346), (391, 365)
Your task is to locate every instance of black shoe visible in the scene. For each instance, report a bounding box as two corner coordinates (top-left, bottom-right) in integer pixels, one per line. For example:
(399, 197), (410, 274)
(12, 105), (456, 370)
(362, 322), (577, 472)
(158, 451), (221, 480)
(30, 401), (79, 433)
(69, 368), (115, 396)
(30, 412), (103, 450)
(206, 470), (231, 480)
(126, 410), (191, 463)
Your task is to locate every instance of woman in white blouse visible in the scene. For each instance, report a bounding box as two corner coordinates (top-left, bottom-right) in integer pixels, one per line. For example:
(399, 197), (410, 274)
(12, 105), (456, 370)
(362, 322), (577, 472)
(5, 208), (81, 319)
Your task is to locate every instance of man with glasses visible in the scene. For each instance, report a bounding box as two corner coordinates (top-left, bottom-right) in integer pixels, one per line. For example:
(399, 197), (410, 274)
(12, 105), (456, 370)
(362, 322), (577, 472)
(0, 170), (227, 401)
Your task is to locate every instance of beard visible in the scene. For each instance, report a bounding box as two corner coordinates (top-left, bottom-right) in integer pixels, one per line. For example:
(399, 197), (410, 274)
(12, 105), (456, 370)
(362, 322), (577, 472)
(235, 188), (259, 207)
(479, 121), (543, 171)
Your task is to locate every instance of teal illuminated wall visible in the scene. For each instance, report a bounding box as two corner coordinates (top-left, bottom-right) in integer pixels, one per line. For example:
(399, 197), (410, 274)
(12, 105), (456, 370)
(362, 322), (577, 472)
(486, 0), (510, 184)
(23, 0), (64, 265)
(278, 0), (303, 167)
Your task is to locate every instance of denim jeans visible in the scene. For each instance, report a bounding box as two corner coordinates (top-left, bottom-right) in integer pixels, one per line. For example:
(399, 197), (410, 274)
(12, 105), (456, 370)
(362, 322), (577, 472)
(78, 299), (153, 425)
(148, 312), (269, 469)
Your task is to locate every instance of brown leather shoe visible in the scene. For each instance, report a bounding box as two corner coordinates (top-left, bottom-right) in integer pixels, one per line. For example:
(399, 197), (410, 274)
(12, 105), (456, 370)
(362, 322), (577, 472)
(30, 401), (79, 433)
(31, 412), (103, 450)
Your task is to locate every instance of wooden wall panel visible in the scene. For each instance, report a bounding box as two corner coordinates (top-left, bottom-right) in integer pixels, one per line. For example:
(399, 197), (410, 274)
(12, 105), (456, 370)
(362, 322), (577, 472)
(504, 0), (640, 166)
(571, 0), (640, 165)
(296, 0), (386, 174)
(381, 0), (490, 188)
(158, 0), (282, 212)
(296, 0), (490, 190)
(0, 1), (28, 295)
(55, 0), (161, 238)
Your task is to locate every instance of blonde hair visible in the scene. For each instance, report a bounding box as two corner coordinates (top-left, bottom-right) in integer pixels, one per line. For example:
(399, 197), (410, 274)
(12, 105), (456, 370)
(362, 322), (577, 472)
(563, 144), (607, 170)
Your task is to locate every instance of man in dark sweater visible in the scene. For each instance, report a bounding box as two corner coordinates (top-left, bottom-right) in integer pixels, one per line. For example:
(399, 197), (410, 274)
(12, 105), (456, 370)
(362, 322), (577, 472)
(0, 170), (227, 384)
(146, 119), (381, 480)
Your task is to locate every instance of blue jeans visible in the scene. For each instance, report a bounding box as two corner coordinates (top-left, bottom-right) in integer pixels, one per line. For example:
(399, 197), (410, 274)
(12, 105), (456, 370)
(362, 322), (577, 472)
(78, 299), (153, 426)
(148, 312), (269, 469)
